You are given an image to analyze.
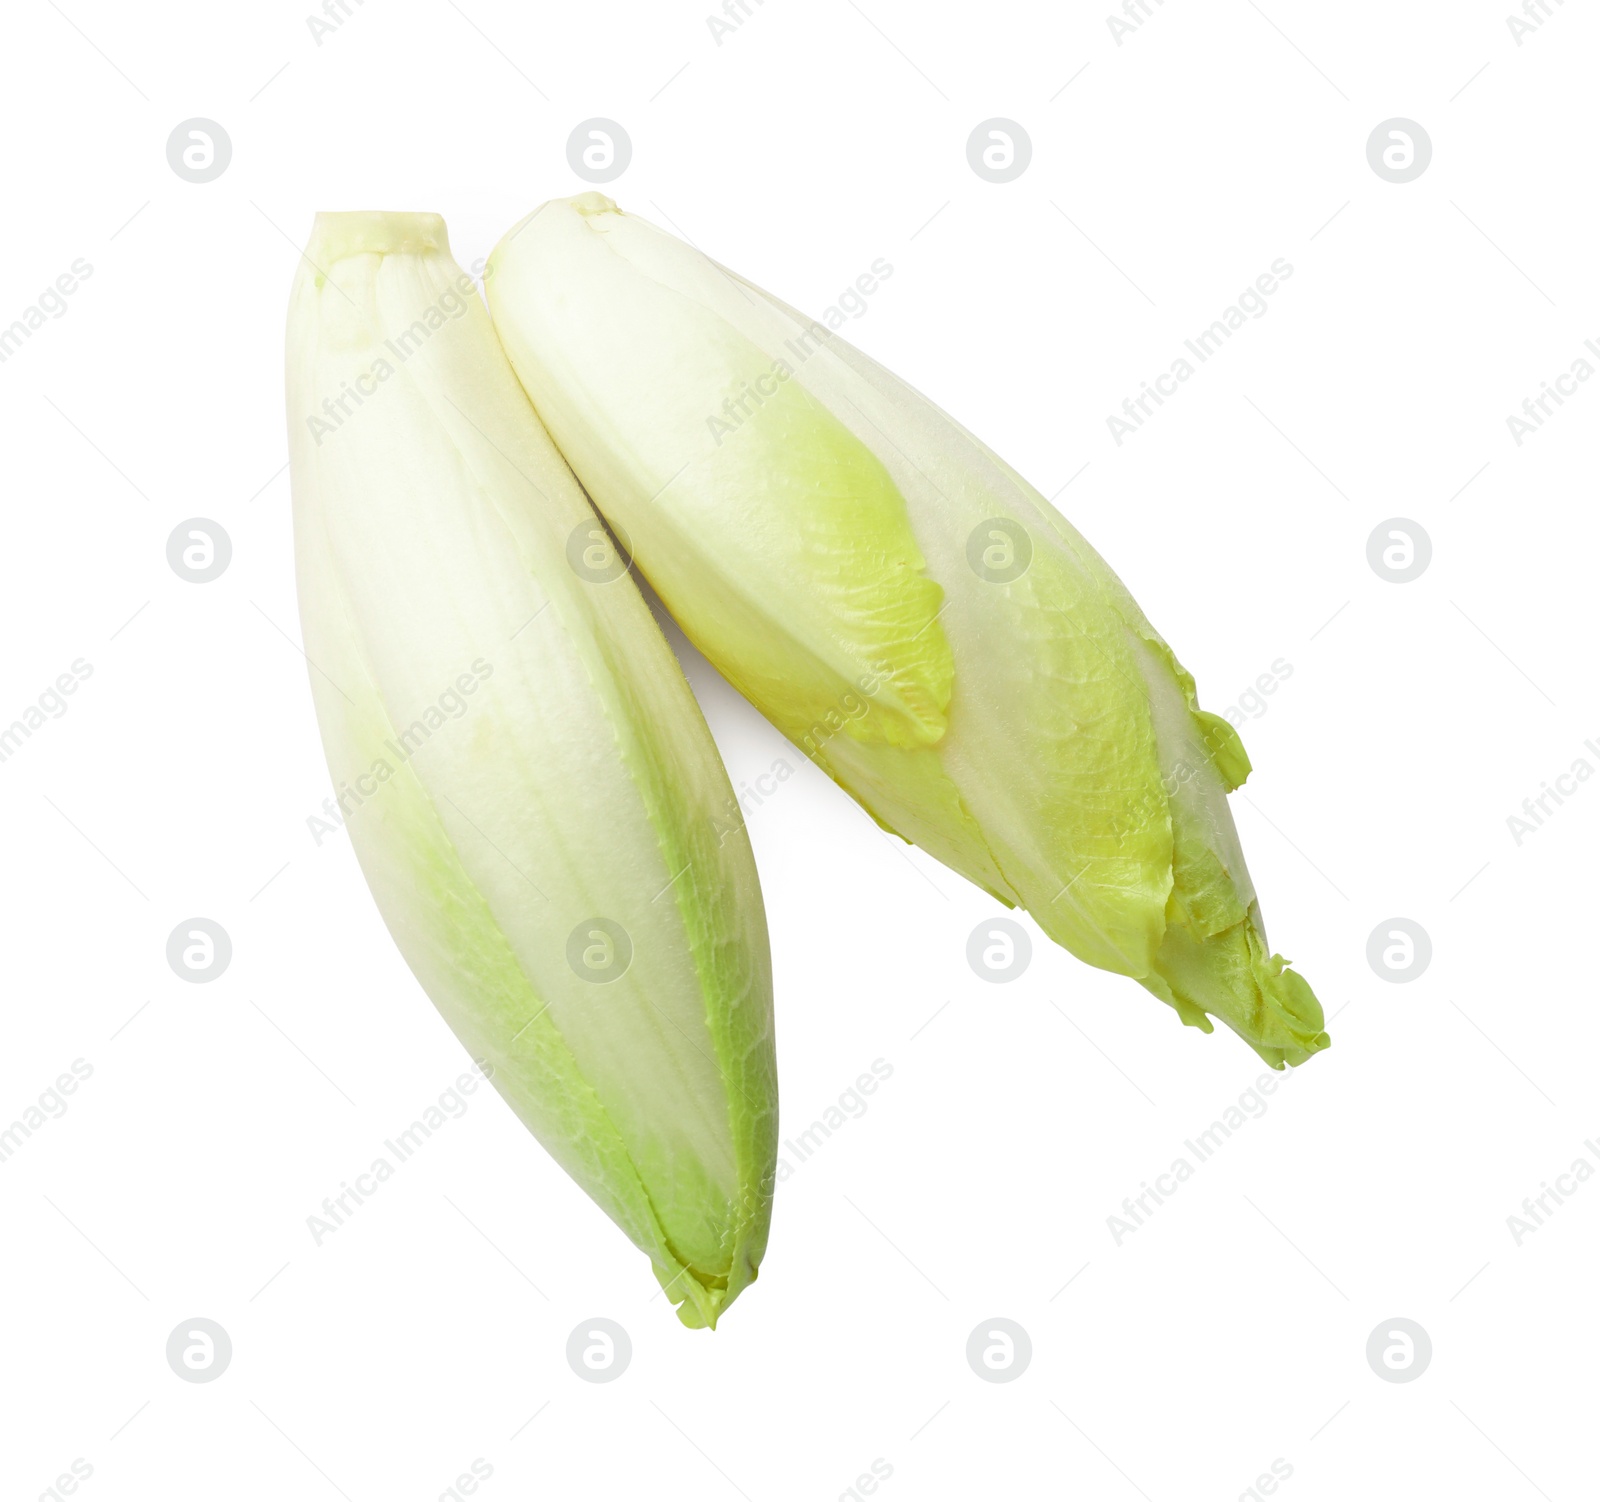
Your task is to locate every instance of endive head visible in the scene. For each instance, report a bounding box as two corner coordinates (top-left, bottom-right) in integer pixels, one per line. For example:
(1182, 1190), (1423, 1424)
(486, 196), (1327, 1070)
(287, 209), (778, 1326)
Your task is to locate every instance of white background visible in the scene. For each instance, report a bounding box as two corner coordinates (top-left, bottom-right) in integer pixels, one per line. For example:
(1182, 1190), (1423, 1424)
(1, 1), (1596, 1498)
